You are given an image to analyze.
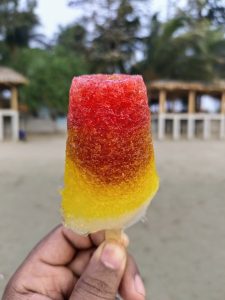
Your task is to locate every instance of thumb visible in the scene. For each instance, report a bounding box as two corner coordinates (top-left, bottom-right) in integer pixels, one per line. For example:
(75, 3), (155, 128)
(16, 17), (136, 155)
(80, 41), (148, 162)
(70, 241), (127, 300)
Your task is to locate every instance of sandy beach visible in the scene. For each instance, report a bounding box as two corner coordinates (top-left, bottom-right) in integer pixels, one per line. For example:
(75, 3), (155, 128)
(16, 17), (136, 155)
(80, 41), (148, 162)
(0, 135), (225, 299)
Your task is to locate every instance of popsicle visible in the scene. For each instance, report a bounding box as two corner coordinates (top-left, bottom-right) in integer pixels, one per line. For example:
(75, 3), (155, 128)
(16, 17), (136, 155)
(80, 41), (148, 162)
(61, 74), (159, 235)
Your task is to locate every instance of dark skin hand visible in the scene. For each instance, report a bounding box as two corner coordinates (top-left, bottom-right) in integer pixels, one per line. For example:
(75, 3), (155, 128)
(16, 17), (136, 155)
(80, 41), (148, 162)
(2, 225), (146, 300)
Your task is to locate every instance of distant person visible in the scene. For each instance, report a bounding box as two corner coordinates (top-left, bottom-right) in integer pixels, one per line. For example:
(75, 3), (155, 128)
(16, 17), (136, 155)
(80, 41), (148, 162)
(2, 225), (146, 300)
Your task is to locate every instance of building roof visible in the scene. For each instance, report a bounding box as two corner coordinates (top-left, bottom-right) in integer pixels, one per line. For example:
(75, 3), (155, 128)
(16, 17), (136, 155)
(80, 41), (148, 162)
(0, 66), (28, 86)
(149, 80), (225, 93)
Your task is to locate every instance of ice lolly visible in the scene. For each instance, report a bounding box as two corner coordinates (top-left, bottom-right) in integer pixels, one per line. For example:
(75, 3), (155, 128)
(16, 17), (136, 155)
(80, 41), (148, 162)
(62, 74), (159, 235)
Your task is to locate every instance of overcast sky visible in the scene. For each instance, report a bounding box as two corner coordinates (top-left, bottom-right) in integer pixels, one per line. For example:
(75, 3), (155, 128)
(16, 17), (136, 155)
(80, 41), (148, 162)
(36, 0), (179, 39)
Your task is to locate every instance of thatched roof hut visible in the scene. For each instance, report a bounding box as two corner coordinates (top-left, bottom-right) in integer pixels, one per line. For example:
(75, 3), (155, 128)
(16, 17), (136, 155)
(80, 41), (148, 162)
(149, 80), (225, 114)
(149, 80), (225, 93)
(0, 66), (28, 111)
(0, 66), (28, 86)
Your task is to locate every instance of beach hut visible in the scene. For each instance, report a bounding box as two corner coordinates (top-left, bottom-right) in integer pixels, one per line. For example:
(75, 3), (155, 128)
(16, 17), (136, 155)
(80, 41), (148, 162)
(149, 80), (225, 140)
(0, 66), (28, 141)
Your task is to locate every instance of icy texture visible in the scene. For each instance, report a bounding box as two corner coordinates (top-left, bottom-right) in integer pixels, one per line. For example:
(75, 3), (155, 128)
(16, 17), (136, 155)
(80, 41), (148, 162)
(62, 74), (159, 234)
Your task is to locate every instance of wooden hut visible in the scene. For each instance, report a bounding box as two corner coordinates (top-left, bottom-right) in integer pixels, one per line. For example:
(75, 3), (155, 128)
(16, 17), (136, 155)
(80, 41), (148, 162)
(149, 80), (225, 140)
(0, 66), (28, 141)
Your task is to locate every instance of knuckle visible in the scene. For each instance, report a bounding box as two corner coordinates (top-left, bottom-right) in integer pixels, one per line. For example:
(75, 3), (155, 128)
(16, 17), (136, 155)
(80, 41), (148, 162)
(75, 275), (115, 300)
(2, 283), (24, 300)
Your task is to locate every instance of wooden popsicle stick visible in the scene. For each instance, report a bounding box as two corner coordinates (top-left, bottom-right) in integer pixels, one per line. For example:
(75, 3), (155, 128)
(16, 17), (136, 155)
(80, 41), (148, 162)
(105, 229), (122, 241)
(105, 229), (129, 247)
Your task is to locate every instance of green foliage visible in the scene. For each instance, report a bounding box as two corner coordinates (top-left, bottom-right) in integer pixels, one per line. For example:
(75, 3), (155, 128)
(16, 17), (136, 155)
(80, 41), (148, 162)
(0, 0), (89, 114)
(9, 47), (89, 114)
(68, 0), (145, 73)
(57, 24), (87, 53)
(90, 0), (140, 73)
(0, 0), (39, 59)
(134, 13), (225, 82)
(1, 0), (225, 114)
(185, 0), (225, 25)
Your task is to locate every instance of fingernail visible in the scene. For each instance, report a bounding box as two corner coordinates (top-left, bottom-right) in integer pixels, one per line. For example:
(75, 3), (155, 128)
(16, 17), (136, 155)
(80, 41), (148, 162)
(101, 242), (125, 270)
(134, 274), (146, 296)
(121, 232), (129, 247)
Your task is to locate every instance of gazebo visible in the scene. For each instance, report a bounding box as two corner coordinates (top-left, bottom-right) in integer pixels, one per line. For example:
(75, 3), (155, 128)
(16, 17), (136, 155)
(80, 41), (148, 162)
(149, 80), (225, 140)
(0, 66), (28, 141)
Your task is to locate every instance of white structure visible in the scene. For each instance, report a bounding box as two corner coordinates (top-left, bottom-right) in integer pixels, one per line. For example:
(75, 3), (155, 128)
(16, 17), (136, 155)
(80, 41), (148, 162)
(149, 80), (225, 140)
(0, 110), (19, 141)
(158, 113), (225, 140)
(0, 66), (28, 141)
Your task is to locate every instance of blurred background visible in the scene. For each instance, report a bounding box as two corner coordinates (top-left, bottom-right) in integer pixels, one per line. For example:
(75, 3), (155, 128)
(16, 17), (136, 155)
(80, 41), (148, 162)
(0, 0), (225, 299)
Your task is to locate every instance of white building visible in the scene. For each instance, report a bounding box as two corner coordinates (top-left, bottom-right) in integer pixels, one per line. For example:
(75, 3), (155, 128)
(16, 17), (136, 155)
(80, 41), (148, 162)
(0, 67), (28, 141)
(149, 80), (225, 140)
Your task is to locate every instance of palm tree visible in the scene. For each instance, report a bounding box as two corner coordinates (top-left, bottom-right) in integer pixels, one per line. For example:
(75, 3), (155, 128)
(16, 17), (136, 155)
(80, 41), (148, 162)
(134, 14), (225, 82)
(0, 0), (42, 61)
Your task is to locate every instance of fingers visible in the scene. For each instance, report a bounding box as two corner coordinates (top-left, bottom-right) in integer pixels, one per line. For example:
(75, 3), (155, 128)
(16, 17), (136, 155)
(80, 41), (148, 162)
(90, 231), (129, 248)
(90, 231), (105, 246)
(70, 241), (127, 300)
(119, 254), (146, 300)
(62, 226), (92, 250)
(68, 248), (95, 277)
(28, 225), (92, 266)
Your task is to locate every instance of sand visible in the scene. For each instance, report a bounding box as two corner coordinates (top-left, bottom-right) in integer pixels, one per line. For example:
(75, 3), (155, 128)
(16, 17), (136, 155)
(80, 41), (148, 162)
(0, 135), (225, 299)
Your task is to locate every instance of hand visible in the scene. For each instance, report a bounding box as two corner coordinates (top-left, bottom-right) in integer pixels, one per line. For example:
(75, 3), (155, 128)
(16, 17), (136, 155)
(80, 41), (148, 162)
(3, 225), (146, 299)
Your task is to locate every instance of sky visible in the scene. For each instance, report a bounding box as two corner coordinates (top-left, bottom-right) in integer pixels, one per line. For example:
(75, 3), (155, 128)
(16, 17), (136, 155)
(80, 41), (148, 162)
(35, 0), (173, 39)
(36, 0), (78, 39)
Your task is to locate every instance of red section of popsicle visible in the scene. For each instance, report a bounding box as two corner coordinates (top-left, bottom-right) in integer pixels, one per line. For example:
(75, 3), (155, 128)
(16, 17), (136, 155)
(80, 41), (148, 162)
(67, 74), (152, 184)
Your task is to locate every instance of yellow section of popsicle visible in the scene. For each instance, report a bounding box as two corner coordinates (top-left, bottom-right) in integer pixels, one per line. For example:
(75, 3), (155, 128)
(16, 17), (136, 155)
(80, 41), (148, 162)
(62, 155), (159, 233)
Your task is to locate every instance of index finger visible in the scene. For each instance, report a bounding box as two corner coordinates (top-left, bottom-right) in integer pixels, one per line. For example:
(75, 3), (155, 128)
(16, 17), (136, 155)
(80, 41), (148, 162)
(29, 225), (92, 266)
